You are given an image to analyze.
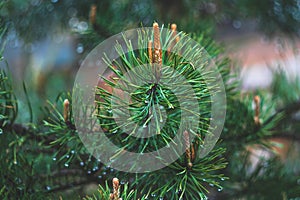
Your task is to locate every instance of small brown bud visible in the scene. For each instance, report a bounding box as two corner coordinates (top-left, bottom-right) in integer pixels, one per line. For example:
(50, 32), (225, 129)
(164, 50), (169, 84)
(112, 178), (120, 200)
(109, 193), (114, 200)
(89, 4), (97, 25)
(63, 99), (70, 122)
(148, 40), (153, 64)
(191, 144), (195, 162)
(153, 22), (162, 65)
(171, 23), (177, 32)
(168, 23), (178, 55)
(253, 95), (261, 125)
(183, 130), (192, 168)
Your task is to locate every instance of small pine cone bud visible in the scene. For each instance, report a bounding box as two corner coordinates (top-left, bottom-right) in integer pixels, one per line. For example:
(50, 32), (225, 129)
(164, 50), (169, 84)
(253, 95), (261, 125)
(183, 130), (192, 168)
(153, 22), (162, 65)
(109, 193), (114, 200)
(191, 144), (195, 162)
(113, 178), (119, 189)
(168, 23), (178, 55)
(148, 40), (153, 64)
(171, 23), (177, 32)
(112, 178), (120, 200)
(63, 99), (70, 122)
(89, 4), (97, 25)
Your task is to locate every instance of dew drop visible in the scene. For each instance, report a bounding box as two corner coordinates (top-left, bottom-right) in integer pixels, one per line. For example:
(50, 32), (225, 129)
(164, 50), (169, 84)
(13, 161), (17, 165)
(64, 163), (69, 167)
(71, 150), (75, 154)
(120, 180), (126, 185)
(76, 43), (84, 54)
(102, 171), (107, 175)
(218, 187), (223, 192)
(68, 7), (77, 17)
(78, 21), (88, 32)
(80, 161), (84, 166)
(202, 178), (206, 181)
(159, 197), (164, 200)
(143, 125), (147, 128)
(69, 17), (79, 28)
(144, 100), (149, 104)
(51, 0), (58, 3)
(46, 4), (54, 12)
(65, 155), (70, 158)
(112, 129), (118, 134)
(92, 166), (99, 171)
(232, 20), (242, 29)
(151, 193), (156, 197)
(87, 170), (91, 174)
(221, 178), (225, 181)
(209, 183), (214, 187)
(52, 157), (57, 161)
(98, 175), (102, 179)
(0, 128), (3, 135)
(46, 186), (51, 191)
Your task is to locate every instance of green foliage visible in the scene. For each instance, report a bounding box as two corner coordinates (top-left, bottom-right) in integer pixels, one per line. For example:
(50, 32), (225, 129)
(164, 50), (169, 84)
(83, 180), (147, 200)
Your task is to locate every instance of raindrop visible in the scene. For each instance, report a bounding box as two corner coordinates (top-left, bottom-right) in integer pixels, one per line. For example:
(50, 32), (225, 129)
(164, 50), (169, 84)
(80, 161), (84, 166)
(64, 163), (69, 167)
(0, 128), (3, 135)
(46, 4), (54, 12)
(31, 0), (41, 6)
(218, 187), (223, 192)
(221, 178), (225, 181)
(69, 17), (79, 28)
(68, 7), (77, 17)
(51, 0), (58, 3)
(112, 129), (118, 134)
(232, 20), (242, 29)
(92, 166), (99, 171)
(46, 186), (51, 191)
(65, 155), (70, 159)
(202, 178), (206, 181)
(76, 43), (84, 54)
(52, 157), (57, 161)
(13, 161), (17, 165)
(78, 21), (88, 32)
(71, 150), (75, 154)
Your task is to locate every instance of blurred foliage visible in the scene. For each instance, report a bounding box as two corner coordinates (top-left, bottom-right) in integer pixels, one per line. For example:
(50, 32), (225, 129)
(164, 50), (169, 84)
(1, 0), (300, 47)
